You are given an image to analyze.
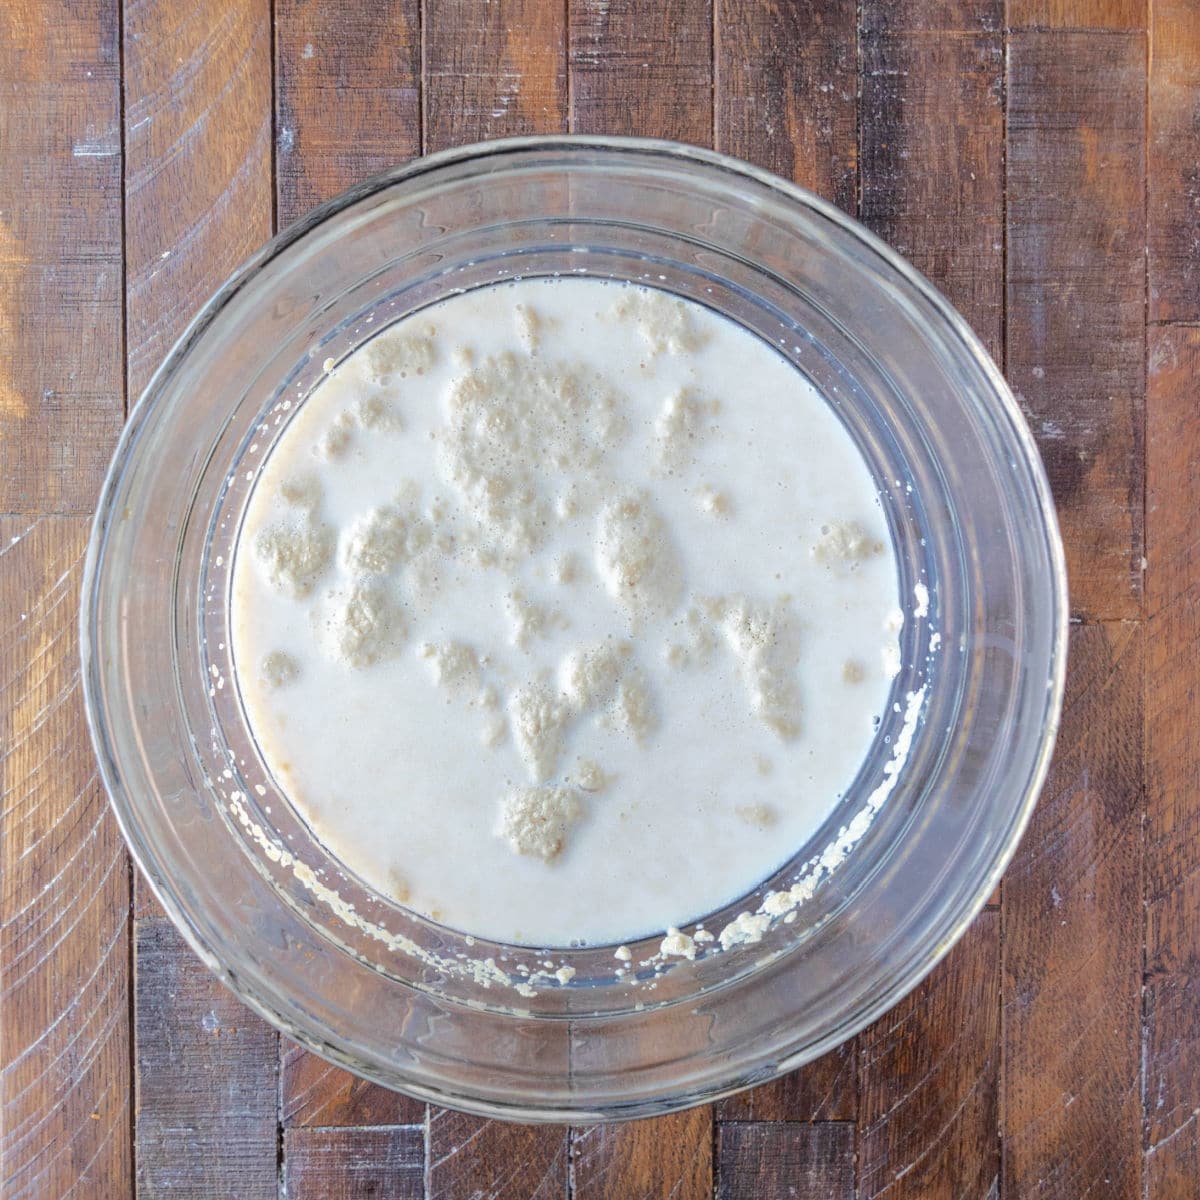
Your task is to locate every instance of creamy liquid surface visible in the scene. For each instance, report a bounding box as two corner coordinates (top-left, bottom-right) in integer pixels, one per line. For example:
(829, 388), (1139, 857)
(230, 278), (900, 947)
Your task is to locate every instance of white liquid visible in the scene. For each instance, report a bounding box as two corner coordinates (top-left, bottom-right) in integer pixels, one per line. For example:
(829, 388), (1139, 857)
(230, 278), (899, 947)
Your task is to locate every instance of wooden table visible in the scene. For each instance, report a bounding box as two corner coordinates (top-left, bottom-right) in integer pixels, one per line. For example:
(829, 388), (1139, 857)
(2, 0), (1197, 1195)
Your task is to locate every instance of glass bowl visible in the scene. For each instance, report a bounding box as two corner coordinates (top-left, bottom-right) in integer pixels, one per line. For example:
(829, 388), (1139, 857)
(81, 137), (1067, 1122)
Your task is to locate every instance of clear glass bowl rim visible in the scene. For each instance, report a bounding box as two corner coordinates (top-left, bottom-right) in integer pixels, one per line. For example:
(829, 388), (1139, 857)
(81, 134), (1069, 1121)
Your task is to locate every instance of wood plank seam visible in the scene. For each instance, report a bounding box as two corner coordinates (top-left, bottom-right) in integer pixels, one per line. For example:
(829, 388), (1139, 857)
(855, 0), (863, 223)
(269, 0), (279, 236)
(419, 0), (427, 153)
(708, 0), (715, 156)
(118, 0), (136, 1191)
(565, 0), (573, 131)
(118, 0), (130, 424)
(269, 7), (281, 1193)
(852, 8), (865, 1189)
(854, 12), (867, 1196)
(126, 860), (137, 1200)
(1139, 17), (1149, 1195)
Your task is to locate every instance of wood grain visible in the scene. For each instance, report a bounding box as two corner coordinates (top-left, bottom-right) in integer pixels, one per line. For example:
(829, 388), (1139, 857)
(427, 1108), (568, 1199)
(124, 0), (273, 922)
(1148, 0), (1200, 322)
(10, 0), (1200, 1194)
(571, 1108), (713, 1199)
(852, 12), (1004, 1195)
(715, 1122), (855, 1200)
(1144, 324), (1200, 1199)
(0, 2), (124, 514)
(860, 0), (1004, 358)
(715, 1044), (856, 1122)
(713, 0), (856, 212)
(1009, 0), (1145, 28)
(569, 0), (713, 145)
(388, 0), (575, 1169)
(563, 16), (715, 1189)
(124, 0), (273, 399)
(860, 0), (1004, 857)
(281, 1038), (424, 1127)
(433, 4), (668, 1180)
(1002, 622), (1143, 1199)
(425, 0), (567, 151)
(283, 1126), (424, 1199)
(134, 918), (278, 1199)
(858, 912), (1000, 1199)
(275, 0), (421, 225)
(1, 518), (130, 1197)
(1006, 31), (1146, 621)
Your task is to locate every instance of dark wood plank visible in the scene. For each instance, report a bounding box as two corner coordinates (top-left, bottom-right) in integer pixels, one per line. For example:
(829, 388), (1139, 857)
(134, 918), (278, 1199)
(860, 0), (1004, 358)
(1006, 31), (1146, 621)
(1144, 324), (1200, 1199)
(1002, 622), (1143, 1199)
(713, 0), (856, 213)
(423, 3), (613, 1177)
(715, 1045), (855, 1122)
(271, 0), (436, 1165)
(706, 0), (861, 1145)
(124, 0), (273, 921)
(715, 1122), (855, 1200)
(283, 1126), (424, 1200)
(428, 1108), (568, 1199)
(853, 10), (1004, 1195)
(1148, 0), (1200, 323)
(425, 0), (567, 152)
(285, 2), (581, 1187)
(858, 912), (1000, 1200)
(709, 0), (912, 1162)
(0, 1), (123, 514)
(275, 0), (421, 225)
(1009, 0), (1144, 28)
(427, 9), (580, 1185)
(0, 517), (131, 1197)
(281, 1038), (424, 1127)
(569, 0), (713, 146)
(571, 1109), (713, 1200)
